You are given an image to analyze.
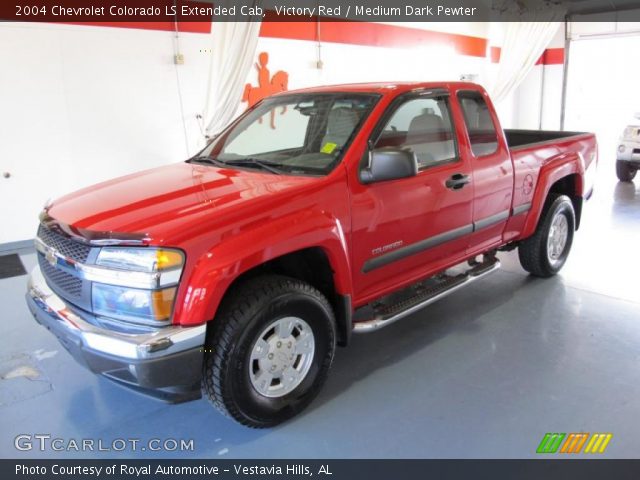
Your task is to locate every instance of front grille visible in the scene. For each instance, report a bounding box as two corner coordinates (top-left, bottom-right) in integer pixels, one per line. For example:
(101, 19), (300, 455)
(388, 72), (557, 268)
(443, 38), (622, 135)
(38, 254), (83, 299)
(37, 224), (91, 262)
(37, 223), (94, 310)
(633, 148), (640, 155)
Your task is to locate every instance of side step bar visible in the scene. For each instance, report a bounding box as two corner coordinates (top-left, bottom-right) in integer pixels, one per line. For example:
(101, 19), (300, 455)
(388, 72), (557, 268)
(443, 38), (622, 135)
(353, 256), (501, 333)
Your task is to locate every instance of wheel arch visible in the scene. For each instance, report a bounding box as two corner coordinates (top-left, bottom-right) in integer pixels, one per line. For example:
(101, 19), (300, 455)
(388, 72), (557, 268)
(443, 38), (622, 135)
(521, 154), (585, 239)
(548, 173), (583, 229)
(215, 247), (353, 346)
(173, 211), (354, 345)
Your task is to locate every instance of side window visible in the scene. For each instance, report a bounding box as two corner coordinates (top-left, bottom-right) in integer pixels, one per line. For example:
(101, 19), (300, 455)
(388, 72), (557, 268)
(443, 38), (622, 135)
(457, 91), (499, 157)
(374, 97), (457, 169)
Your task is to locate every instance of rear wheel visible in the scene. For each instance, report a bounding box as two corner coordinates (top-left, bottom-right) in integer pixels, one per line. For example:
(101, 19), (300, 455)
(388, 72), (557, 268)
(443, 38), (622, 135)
(518, 194), (575, 278)
(201, 275), (336, 428)
(616, 160), (637, 182)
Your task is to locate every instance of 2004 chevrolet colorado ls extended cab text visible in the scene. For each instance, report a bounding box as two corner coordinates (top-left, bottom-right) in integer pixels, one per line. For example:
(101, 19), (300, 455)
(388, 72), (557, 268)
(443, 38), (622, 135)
(26, 82), (597, 427)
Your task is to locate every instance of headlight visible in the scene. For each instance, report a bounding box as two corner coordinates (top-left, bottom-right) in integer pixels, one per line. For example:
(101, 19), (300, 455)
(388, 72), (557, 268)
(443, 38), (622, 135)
(96, 247), (183, 273)
(80, 247), (185, 289)
(88, 247), (185, 325)
(93, 284), (177, 323)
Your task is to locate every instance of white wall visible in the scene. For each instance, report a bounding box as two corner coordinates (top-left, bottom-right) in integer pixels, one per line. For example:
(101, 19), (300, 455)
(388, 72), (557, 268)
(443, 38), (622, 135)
(564, 33), (640, 178)
(568, 12), (640, 37)
(510, 25), (565, 131)
(510, 18), (640, 135)
(0, 23), (213, 244)
(0, 21), (497, 244)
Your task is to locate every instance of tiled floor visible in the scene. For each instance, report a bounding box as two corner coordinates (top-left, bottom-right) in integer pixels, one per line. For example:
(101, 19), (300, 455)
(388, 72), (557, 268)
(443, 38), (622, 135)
(1, 173), (639, 459)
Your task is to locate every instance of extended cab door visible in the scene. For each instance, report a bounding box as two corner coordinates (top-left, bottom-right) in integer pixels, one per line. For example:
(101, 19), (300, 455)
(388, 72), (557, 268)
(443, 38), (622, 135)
(349, 90), (474, 305)
(454, 89), (513, 254)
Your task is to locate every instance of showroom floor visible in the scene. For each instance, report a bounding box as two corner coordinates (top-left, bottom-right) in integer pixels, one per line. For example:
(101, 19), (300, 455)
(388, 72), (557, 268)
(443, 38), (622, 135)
(1, 167), (638, 459)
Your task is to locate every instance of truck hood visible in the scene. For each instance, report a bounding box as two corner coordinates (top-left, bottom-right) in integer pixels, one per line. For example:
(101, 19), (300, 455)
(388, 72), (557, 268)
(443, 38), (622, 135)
(47, 162), (317, 242)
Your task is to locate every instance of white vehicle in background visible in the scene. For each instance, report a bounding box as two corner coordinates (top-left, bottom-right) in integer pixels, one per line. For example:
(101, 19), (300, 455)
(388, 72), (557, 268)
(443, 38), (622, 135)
(617, 113), (640, 182)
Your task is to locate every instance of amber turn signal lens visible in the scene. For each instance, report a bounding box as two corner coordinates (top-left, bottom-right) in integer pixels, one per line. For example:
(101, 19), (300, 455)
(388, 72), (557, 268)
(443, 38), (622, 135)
(156, 250), (184, 271)
(151, 287), (177, 321)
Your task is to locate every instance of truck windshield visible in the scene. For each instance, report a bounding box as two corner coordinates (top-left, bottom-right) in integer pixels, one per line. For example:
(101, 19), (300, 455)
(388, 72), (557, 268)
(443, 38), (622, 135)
(195, 93), (379, 175)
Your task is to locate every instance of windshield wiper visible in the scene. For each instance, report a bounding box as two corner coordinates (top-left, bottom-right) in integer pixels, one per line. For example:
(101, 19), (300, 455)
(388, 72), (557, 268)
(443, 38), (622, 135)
(189, 156), (228, 167)
(190, 155), (286, 175)
(223, 158), (286, 175)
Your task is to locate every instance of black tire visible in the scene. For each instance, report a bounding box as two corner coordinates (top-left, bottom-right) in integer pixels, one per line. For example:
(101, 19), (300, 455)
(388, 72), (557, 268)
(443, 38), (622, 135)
(518, 194), (575, 278)
(616, 160), (637, 182)
(201, 274), (336, 428)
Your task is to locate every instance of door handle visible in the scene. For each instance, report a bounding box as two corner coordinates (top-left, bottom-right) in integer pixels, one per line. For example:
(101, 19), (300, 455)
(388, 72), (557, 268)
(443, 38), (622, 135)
(445, 173), (470, 190)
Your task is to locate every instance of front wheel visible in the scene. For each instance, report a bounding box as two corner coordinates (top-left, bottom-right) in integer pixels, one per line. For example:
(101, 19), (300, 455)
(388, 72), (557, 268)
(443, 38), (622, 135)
(201, 275), (336, 428)
(518, 194), (575, 278)
(616, 160), (638, 182)
(616, 160), (637, 182)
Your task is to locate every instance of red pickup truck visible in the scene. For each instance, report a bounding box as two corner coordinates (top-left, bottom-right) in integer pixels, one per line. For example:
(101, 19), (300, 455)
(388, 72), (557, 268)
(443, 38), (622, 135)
(27, 82), (597, 427)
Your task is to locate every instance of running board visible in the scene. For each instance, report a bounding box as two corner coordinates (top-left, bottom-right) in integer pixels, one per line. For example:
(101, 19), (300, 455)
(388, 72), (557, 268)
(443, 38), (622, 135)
(352, 256), (500, 333)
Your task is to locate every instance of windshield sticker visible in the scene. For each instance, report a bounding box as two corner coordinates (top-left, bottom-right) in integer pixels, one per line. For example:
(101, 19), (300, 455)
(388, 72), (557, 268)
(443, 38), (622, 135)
(321, 142), (338, 154)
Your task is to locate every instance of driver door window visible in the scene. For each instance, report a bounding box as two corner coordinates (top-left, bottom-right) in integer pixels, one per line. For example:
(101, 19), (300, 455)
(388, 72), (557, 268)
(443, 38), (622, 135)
(374, 97), (457, 169)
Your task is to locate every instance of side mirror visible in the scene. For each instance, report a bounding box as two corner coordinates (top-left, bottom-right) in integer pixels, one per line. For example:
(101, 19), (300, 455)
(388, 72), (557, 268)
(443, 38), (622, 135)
(361, 147), (418, 184)
(634, 112), (640, 120)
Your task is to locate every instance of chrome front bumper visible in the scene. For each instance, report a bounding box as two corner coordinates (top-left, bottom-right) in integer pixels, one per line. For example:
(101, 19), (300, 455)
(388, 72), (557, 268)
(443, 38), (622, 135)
(26, 265), (206, 399)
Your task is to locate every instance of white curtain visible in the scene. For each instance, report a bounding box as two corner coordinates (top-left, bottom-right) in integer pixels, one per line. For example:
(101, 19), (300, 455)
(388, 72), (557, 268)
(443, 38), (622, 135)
(490, 21), (563, 104)
(201, 19), (261, 139)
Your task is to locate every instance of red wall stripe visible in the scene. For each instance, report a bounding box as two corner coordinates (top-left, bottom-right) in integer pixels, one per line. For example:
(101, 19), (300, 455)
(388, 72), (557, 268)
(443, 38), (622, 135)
(63, 21), (212, 33)
(489, 46), (564, 65)
(490, 46), (501, 63)
(259, 18), (563, 65)
(52, 19), (564, 65)
(536, 47), (564, 65)
(259, 16), (487, 57)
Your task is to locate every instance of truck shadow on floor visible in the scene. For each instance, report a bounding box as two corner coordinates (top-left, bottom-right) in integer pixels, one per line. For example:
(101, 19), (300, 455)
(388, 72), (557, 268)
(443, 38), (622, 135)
(309, 269), (567, 414)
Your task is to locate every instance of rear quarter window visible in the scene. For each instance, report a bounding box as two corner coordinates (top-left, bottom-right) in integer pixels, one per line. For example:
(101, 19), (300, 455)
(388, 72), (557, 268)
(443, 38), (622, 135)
(457, 91), (499, 157)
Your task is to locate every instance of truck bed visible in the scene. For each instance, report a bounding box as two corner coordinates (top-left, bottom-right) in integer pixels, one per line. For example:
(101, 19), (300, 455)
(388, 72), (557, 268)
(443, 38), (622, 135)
(504, 129), (587, 150)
